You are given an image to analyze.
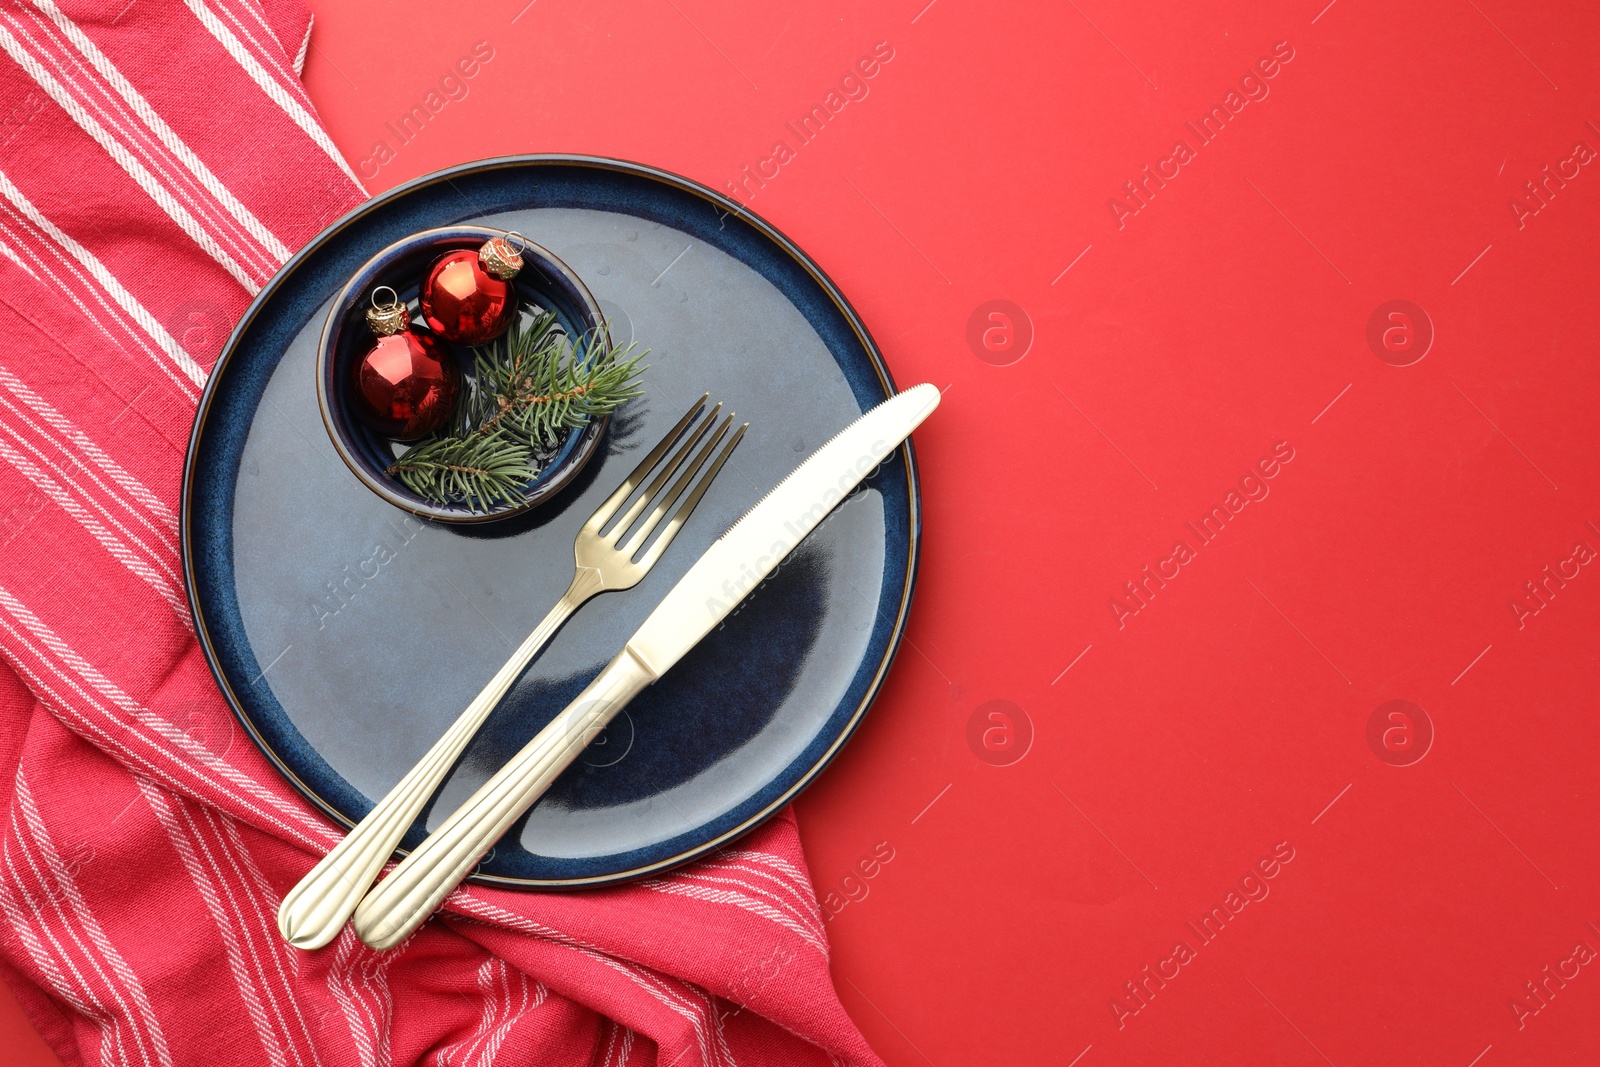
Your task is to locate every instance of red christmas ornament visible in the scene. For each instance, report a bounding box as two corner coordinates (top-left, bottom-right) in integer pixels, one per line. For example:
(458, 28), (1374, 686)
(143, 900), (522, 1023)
(419, 233), (524, 345)
(351, 287), (458, 440)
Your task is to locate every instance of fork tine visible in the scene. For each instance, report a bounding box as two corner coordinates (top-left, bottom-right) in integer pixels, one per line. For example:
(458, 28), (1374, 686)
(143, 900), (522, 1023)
(583, 394), (707, 532)
(631, 421), (747, 571)
(620, 413), (732, 556)
(603, 404), (721, 542)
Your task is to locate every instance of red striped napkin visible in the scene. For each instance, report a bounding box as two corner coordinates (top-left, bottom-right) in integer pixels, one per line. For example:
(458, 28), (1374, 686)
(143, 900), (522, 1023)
(0, 2), (878, 1064)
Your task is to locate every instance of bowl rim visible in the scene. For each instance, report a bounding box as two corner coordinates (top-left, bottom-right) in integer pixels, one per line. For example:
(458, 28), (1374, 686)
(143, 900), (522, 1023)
(314, 223), (612, 524)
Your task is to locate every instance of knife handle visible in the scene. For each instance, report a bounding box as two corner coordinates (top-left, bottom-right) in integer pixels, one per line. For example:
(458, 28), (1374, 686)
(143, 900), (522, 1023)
(351, 647), (656, 950)
(276, 570), (598, 950)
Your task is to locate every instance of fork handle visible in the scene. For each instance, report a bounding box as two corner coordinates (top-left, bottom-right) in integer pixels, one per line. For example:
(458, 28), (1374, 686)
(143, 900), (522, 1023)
(276, 569), (601, 949)
(352, 647), (656, 950)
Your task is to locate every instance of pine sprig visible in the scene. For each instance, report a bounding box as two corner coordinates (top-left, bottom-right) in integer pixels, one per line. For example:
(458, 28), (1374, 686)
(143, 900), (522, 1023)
(388, 311), (646, 510)
(388, 430), (535, 512)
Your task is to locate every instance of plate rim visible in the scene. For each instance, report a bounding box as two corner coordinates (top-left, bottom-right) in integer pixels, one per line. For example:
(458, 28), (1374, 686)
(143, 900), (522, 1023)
(180, 153), (922, 888)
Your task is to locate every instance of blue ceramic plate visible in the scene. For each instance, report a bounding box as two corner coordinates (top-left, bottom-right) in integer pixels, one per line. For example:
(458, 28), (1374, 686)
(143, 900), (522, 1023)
(183, 156), (920, 886)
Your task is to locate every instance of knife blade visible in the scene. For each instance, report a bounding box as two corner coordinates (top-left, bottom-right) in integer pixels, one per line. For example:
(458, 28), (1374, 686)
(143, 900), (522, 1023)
(351, 383), (940, 948)
(628, 381), (939, 676)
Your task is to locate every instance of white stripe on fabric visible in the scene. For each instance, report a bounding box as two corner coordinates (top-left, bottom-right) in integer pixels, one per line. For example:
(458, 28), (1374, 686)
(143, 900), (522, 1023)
(715, 849), (823, 922)
(641, 876), (824, 953)
(0, 434), (188, 618)
(179, 0), (360, 185)
(216, 816), (327, 1067)
(0, 7), (276, 285)
(12, 770), (171, 1067)
(0, 365), (178, 534)
(699, 857), (827, 943)
(0, 420), (183, 612)
(0, 167), (205, 389)
(449, 896), (732, 1067)
(0, 826), (123, 1067)
(0, 610), (326, 869)
(448, 958), (499, 1067)
(293, 18), (311, 76)
(661, 857), (827, 945)
(213, 0), (306, 95)
(0, 232), (37, 278)
(0, 587), (336, 849)
(0, 392), (176, 563)
(14, 775), (173, 1067)
(326, 928), (379, 1067)
(0, 21), (261, 291)
(326, 925), (403, 1067)
(137, 779), (286, 1067)
(0, 611), (306, 865)
(192, 805), (320, 1067)
(192, 801), (319, 1067)
(356, 934), (399, 1067)
(29, 1), (296, 263)
(589, 1018), (618, 1067)
(0, 212), (153, 372)
(601, 1022), (619, 1067)
(477, 968), (539, 1066)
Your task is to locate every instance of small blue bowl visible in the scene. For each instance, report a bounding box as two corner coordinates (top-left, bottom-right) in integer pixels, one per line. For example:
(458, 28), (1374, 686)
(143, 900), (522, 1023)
(316, 225), (609, 523)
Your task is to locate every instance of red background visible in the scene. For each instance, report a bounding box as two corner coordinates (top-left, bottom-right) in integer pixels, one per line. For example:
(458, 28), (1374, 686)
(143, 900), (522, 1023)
(11, 0), (1600, 1063)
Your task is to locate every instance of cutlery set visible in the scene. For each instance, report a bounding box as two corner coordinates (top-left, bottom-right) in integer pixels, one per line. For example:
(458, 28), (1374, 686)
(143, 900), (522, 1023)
(278, 383), (940, 950)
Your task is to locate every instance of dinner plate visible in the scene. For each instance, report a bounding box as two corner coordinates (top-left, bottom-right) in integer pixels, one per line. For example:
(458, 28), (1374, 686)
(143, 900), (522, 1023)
(182, 156), (920, 886)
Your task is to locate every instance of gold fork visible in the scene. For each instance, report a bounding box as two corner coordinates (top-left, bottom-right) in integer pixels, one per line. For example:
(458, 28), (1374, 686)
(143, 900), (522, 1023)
(278, 395), (745, 949)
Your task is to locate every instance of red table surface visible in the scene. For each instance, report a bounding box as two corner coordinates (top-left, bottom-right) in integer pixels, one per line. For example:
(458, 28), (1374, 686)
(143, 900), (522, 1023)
(10, 1), (1600, 1064)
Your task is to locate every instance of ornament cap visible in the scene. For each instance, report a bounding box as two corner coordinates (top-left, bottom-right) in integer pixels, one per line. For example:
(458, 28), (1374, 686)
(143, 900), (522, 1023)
(366, 286), (411, 336)
(479, 232), (525, 280)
